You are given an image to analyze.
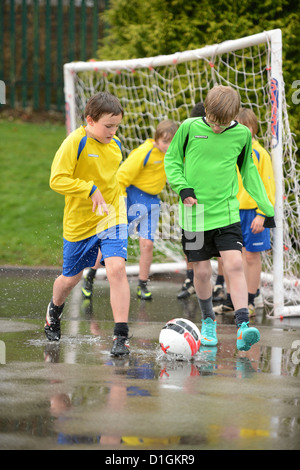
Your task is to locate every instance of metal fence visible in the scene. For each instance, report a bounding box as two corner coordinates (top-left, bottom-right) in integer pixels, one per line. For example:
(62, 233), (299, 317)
(0, 0), (105, 113)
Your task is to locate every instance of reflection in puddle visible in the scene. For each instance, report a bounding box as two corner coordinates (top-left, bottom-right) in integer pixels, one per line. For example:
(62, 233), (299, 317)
(0, 348), (299, 449)
(0, 272), (300, 449)
(1, 335), (299, 449)
(35, 332), (300, 379)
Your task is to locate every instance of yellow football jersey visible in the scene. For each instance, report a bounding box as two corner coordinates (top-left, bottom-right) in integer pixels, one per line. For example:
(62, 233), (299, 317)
(50, 126), (127, 242)
(117, 139), (166, 196)
(237, 140), (275, 215)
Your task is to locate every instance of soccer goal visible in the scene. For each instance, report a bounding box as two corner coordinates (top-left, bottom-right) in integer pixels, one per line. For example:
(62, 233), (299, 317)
(64, 29), (300, 317)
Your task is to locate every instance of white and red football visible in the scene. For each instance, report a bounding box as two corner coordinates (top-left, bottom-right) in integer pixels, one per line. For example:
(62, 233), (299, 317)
(159, 318), (201, 360)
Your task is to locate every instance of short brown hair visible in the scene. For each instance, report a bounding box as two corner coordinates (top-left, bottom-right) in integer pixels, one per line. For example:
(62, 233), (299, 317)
(204, 85), (240, 124)
(236, 107), (258, 137)
(154, 120), (178, 141)
(84, 91), (124, 121)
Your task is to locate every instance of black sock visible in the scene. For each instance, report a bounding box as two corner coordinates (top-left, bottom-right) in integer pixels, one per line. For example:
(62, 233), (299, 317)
(198, 296), (216, 321)
(114, 322), (129, 337)
(49, 298), (64, 319)
(216, 275), (224, 286)
(234, 308), (249, 328)
(186, 269), (194, 282)
(248, 292), (256, 305)
(87, 268), (97, 281)
(226, 293), (233, 307)
(139, 279), (148, 287)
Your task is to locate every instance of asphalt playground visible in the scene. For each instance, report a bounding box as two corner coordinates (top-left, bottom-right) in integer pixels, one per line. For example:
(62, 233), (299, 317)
(0, 267), (299, 451)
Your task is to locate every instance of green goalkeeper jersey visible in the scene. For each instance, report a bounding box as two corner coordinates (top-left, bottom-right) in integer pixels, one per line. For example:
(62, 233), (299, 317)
(164, 117), (275, 232)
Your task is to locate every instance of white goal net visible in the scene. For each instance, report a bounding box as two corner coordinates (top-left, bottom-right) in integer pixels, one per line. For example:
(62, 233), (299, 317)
(64, 29), (300, 316)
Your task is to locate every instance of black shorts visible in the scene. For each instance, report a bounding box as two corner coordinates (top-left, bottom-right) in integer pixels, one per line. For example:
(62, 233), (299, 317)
(181, 222), (243, 262)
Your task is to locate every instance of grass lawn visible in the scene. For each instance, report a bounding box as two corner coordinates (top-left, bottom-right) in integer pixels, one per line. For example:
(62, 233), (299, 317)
(0, 119), (67, 266)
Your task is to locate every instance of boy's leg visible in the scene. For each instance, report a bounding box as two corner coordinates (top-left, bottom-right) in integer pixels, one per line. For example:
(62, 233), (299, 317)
(45, 271), (83, 341)
(212, 257), (226, 303)
(193, 259), (213, 300)
(98, 224), (130, 355)
(81, 250), (102, 298)
(242, 249), (262, 294)
(219, 250), (248, 311)
(240, 210), (270, 312)
(53, 271), (84, 306)
(81, 267), (97, 298)
(104, 256), (130, 356)
(138, 237), (153, 281)
(242, 248), (262, 315)
(213, 265), (234, 314)
(193, 260), (218, 346)
(105, 256), (130, 324)
(137, 238), (153, 300)
(177, 258), (195, 299)
(220, 249), (260, 351)
(137, 197), (160, 300)
(45, 234), (101, 342)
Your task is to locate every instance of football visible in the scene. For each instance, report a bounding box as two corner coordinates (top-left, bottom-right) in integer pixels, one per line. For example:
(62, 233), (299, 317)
(159, 318), (201, 360)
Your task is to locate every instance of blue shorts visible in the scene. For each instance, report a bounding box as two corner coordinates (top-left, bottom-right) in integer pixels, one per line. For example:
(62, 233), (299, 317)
(62, 224), (128, 277)
(126, 185), (160, 241)
(240, 209), (271, 252)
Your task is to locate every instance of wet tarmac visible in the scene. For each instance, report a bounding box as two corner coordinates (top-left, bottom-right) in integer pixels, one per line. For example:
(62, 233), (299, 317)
(0, 268), (300, 451)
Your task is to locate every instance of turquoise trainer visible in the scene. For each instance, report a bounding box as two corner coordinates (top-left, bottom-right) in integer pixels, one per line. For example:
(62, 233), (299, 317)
(237, 322), (260, 351)
(200, 318), (218, 346)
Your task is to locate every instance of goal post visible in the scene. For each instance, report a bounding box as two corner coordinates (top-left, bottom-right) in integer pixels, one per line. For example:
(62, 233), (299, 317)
(269, 29), (284, 318)
(63, 29), (300, 317)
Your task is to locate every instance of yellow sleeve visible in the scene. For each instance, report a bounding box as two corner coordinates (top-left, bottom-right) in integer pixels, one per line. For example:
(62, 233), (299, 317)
(50, 134), (95, 199)
(116, 145), (147, 196)
(254, 142), (276, 216)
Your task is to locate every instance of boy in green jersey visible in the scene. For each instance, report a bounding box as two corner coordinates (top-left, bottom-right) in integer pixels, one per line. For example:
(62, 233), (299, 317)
(164, 85), (275, 351)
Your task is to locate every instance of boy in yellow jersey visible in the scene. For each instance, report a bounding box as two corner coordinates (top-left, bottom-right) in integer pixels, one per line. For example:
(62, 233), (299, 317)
(117, 120), (178, 299)
(237, 108), (275, 312)
(81, 120), (178, 300)
(44, 92), (131, 356)
(214, 108), (275, 315)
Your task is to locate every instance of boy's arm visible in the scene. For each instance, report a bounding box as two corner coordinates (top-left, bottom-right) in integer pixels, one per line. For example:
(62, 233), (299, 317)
(164, 122), (196, 203)
(50, 138), (96, 199)
(238, 130), (275, 228)
(116, 147), (145, 195)
(256, 145), (276, 217)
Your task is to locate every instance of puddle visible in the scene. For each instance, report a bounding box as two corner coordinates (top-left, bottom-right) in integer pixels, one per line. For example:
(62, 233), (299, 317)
(0, 269), (300, 450)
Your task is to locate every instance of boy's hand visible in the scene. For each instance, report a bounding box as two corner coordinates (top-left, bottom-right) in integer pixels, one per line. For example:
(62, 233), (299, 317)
(180, 188), (197, 205)
(183, 197), (198, 206)
(250, 215), (265, 234)
(91, 189), (109, 216)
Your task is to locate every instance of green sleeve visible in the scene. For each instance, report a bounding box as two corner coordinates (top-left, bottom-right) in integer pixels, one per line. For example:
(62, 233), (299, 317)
(164, 121), (191, 196)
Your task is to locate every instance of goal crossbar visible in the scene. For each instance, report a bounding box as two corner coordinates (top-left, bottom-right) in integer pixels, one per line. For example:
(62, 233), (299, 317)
(64, 31), (274, 73)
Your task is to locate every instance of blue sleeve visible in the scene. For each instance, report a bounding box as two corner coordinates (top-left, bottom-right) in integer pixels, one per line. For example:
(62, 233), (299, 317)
(89, 185), (97, 197)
